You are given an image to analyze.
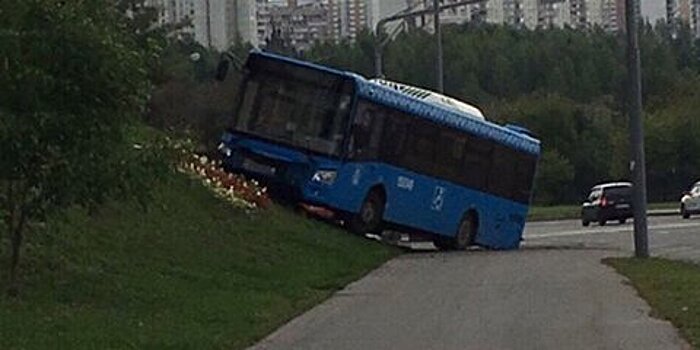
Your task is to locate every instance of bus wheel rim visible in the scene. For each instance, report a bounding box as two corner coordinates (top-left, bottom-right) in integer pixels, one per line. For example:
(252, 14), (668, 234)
(459, 220), (472, 246)
(362, 203), (375, 224)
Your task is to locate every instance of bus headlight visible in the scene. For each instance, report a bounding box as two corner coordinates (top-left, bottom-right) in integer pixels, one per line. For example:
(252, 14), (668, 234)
(218, 142), (232, 157)
(311, 170), (337, 185)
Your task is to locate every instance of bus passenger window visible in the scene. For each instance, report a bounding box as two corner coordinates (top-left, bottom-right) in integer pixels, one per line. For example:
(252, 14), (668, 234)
(378, 113), (407, 166)
(403, 120), (437, 174)
(463, 136), (493, 189)
(515, 154), (537, 203)
(438, 130), (465, 182)
(349, 104), (383, 160)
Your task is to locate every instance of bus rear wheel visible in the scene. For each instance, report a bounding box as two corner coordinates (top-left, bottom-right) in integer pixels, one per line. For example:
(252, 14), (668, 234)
(432, 237), (453, 250)
(435, 214), (478, 251)
(348, 191), (384, 235)
(455, 214), (477, 250)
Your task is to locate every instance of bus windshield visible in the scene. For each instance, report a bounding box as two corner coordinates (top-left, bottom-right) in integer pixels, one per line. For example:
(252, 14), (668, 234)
(234, 64), (354, 156)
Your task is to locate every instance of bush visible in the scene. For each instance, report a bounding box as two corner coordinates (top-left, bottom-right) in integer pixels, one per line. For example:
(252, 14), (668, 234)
(0, 0), (169, 295)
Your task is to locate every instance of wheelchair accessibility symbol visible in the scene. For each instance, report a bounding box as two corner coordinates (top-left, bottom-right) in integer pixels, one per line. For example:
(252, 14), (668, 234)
(431, 186), (445, 211)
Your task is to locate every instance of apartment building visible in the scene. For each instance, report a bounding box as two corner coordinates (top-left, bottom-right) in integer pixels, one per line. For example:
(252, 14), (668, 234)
(147, 0), (258, 51)
(667, 0), (700, 37)
(261, 1), (333, 52)
(330, 0), (368, 42)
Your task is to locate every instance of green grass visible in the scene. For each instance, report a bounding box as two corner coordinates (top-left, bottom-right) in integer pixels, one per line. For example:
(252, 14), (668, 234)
(648, 202), (680, 210)
(527, 205), (581, 222)
(527, 202), (677, 222)
(0, 174), (398, 349)
(604, 257), (700, 349)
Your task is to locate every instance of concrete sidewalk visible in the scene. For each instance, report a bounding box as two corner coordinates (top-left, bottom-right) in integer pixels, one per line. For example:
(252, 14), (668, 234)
(250, 249), (690, 350)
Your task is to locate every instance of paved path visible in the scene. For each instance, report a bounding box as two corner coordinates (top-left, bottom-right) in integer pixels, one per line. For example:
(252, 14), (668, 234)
(250, 249), (690, 350)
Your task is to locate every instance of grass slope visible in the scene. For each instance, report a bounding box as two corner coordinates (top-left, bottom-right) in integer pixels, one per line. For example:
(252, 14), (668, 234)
(605, 257), (700, 349)
(0, 174), (398, 349)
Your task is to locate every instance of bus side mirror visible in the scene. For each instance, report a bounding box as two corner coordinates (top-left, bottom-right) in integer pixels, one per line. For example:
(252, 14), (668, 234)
(216, 50), (248, 81)
(215, 59), (230, 82)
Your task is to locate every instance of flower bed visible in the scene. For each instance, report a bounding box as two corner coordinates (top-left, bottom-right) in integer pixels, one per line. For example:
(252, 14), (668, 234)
(179, 154), (271, 211)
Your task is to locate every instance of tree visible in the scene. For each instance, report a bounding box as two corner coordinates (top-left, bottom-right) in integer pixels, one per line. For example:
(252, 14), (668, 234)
(0, 0), (167, 296)
(533, 150), (575, 205)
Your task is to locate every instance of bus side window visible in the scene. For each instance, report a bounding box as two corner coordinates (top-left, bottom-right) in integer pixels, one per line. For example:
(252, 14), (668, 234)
(438, 130), (466, 182)
(350, 103), (384, 160)
(368, 108), (385, 157)
(463, 135), (493, 189)
(515, 154), (537, 203)
(379, 111), (407, 163)
(488, 145), (520, 200)
(403, 119), (438, 175)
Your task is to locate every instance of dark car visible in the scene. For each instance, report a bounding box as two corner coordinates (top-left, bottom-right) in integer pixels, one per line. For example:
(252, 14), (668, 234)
(581, 182), (633, 226)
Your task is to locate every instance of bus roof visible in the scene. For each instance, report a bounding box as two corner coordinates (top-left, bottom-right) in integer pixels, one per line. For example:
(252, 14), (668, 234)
(592, 182), (633, 190)
(248, 50), (541, 156)
(369, 79), (486, 121)
(248, 49), (360, 81)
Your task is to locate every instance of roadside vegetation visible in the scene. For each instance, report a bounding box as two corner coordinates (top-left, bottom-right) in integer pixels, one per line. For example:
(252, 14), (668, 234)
(0, 174), (397, 349)
(527, 205), (582, 222)
(605, 258), (700, 349)
(1, 3), (396, 348)
(528, 202), (678, 222)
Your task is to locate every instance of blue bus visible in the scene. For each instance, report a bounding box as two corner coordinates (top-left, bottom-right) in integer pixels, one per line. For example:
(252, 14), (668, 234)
(217, 50), (540, 250)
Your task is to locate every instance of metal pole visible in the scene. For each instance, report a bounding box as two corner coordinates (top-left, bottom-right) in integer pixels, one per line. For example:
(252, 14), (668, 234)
(374, 45), (383, 78)
(373, 0), (482, 80)
(625, 0), (649, 258)
(206, 0), (212, 49)
(434, 0), (444, 92)
(374, 22), (384, 78)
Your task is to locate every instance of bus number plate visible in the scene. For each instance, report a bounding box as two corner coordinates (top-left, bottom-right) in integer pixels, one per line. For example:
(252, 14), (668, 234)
(243, 158), (276, 176)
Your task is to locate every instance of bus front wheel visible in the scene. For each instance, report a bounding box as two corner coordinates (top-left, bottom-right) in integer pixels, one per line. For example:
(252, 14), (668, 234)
(348, 191), (385, 235)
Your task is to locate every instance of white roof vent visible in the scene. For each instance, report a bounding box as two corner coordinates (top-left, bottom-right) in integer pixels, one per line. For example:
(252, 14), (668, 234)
(370, 79), (485, 120)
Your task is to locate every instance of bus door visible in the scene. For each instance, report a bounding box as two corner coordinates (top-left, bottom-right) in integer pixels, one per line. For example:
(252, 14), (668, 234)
(347, 102), (385, 210)
(376, 109), (414, 226)
(429, 129), (470, 235)
(397, 118), (444, 233)
(483, 144), (530, 248)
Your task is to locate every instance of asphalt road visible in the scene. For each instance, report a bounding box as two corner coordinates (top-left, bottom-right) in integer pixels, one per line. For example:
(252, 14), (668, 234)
(524, 215), (700, 262)
(250, 215), (699, 350)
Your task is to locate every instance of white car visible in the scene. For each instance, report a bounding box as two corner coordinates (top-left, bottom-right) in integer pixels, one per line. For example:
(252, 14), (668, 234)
(681, 181), (700, 219)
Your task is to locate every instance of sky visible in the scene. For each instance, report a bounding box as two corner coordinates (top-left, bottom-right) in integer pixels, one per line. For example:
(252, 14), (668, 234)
(641, 0), (666, 23)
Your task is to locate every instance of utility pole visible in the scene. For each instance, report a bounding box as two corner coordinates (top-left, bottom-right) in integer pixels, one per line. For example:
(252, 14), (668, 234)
(625, 0), (649, 258)
(374, 0), (482, 81)
(205, 0), (212, 49)
(434, 0), (444, 92)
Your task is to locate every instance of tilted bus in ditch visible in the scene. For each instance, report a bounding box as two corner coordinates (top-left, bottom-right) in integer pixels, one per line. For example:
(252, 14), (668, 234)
(217, 50), (540, 250)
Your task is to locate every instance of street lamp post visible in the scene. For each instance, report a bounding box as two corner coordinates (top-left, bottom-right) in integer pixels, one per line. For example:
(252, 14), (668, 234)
(434, 0), (444, 92)
(625, 0), (649, 258)
(205, 0), (212, 49)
